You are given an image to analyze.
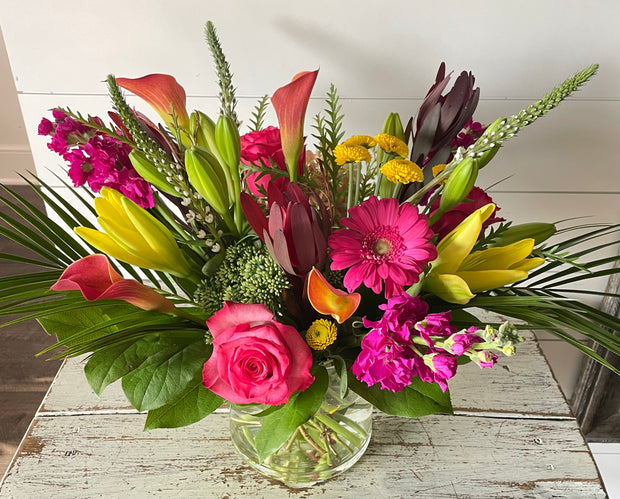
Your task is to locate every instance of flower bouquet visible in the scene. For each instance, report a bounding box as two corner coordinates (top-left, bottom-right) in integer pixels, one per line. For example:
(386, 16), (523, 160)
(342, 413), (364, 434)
(2, 21), (620, 486)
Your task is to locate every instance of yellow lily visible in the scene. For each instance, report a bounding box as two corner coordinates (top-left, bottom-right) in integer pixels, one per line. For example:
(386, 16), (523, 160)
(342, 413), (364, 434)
(423, 203), (544, 304)
(75, 188), (193, 278)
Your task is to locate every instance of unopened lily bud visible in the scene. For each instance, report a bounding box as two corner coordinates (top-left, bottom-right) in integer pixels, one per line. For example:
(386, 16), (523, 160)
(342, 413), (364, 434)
(129, 150), (180, 197)
(474, 144), (500, 169)
(439, 157), (478, 213)
(215, 114), (241, 171)
(489, 222), (556, 247)
(185, 146), (230, 216)
(380, 112), (405, 141)
(190, 111), (216, 150)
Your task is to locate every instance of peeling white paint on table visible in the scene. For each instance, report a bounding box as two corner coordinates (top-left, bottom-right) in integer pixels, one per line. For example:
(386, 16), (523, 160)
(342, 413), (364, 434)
(0, 332), (608, 498)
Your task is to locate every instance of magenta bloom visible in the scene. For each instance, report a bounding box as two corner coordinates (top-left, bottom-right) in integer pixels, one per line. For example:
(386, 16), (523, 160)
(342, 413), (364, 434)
(329, 196), (437, 298)
(351, 328), (418, 392)
(202, 302), (314, 405)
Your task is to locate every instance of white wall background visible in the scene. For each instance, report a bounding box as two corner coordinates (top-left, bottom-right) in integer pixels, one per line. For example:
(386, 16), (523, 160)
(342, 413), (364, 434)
(1, 1), (619, 400)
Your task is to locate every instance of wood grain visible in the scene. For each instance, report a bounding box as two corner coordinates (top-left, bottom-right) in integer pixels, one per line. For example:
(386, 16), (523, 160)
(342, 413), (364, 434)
(0, 413), (605, 499)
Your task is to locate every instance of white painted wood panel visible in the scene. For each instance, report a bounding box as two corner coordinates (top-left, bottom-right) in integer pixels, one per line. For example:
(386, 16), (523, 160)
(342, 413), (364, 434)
(0, 413), (605, 498)
(1, 1), (618, 98)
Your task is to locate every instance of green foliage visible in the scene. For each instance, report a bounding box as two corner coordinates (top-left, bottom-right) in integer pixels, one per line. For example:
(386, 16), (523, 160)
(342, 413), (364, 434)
(144, 371), (223, 430)
(194, 242), (290, 315)
(249, 95), (269, 132)
(347, 374), (453, 417)
(312, 84), (346, 216)
(254, 365), (329, 462)
(121, 334), (212, 412)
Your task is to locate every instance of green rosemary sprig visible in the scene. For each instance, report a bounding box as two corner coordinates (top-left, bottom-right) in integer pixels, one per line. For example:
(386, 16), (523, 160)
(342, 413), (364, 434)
(407, 64), (599, 205)
(205, 20), (239, 126)
(312, 83), (346, 216)
(249, 95), (270, 132)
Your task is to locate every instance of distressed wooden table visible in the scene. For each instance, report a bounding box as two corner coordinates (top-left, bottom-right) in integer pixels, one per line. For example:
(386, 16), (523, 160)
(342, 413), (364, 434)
(0, 332), (608, 498)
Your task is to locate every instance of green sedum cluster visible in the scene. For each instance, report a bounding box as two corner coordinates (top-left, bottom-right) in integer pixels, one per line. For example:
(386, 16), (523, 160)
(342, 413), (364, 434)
(194, 242), (290, 316)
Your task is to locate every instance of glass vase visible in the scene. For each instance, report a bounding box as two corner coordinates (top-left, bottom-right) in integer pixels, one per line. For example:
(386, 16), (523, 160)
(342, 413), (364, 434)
(229, 366), (373, 487)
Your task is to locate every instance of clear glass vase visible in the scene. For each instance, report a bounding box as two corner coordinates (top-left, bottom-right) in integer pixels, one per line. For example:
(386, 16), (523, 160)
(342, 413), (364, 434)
(229, 366), (373, 487)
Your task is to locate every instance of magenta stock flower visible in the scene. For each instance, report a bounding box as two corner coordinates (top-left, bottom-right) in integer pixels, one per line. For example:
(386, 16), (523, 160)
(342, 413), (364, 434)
(329, 196), (437, 298)
(39, 111), (154, 208)
(351, 328), (418, 392)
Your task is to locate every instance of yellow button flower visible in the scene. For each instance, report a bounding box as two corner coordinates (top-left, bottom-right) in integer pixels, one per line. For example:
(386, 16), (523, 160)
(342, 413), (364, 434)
(343, 135), (377, 148)
(75, 187), (193, 278)
(305, 319), (337, 350)
(423, 204), (544, 304)
(374, 133), (409, 158)
(380, 159), (424, 184)
(334, 144), (372, 165)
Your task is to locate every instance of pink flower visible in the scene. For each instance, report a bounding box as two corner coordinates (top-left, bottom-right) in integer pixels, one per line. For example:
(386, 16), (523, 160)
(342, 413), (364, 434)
(415, 311), (457, 347)
(351, 328), (418, 392)
(202, 302), (314, 405)
(421, 352), (459, 392)
(329, 196), (437, 298)
(39, 111), (154, 209)
(426, 186), (503, 241)
(241, 126), (290, 196)
(50, 254), (175, 313)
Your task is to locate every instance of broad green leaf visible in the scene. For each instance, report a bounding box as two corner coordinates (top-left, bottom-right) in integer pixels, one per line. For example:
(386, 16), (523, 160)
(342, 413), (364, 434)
(84, 335), (163, 396)
(347, 374), (453, 417)
(121, 337), (212, 412)
(38, 306), (120, 345)
(144, 372), (223, 430)
(255, 365), (328, 462)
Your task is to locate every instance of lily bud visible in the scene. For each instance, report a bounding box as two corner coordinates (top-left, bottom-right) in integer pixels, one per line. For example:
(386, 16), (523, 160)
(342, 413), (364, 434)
(215, 115), (241, 171)
(129, 150), (180, 198)
(381, 112), (405, 141)
(438, 157), (478, 213)
(489, 222), (556, 247)
(191, 111), (218, 151)
(185, 146), (230, 216)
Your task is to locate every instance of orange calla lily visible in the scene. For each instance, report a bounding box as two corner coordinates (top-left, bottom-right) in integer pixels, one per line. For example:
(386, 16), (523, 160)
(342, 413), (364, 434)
(50, 254), (176, 313)
(307, 267), (360, 323)
(116, 74), (190, 130)
(271, 69), (319, 182)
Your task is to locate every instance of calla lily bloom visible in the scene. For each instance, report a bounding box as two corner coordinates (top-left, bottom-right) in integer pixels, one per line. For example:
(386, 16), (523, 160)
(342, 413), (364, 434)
(116, 74), (190, 130)
(307, 268), (360, 323)
(50, 254), (175, 313)
(75, 187), (193, 278)
(424, 203), (544, 304)
(271, 69), (319, 182)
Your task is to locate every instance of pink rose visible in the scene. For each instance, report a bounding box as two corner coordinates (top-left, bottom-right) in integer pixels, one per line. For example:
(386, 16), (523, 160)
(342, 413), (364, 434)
(240, 126), (304, 196)
(202, 302), (314, 405)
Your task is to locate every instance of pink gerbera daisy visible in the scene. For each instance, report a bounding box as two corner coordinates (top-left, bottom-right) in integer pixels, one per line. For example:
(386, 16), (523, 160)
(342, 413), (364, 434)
(328, 196), (437, 298)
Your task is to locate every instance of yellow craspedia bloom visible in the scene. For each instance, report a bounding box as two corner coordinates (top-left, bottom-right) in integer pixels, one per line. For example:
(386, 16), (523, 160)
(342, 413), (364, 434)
(343, 135), (377, 148)
(381, 159), (424, 184)
(334, 144), (372, 166)
(374, 133), (409, 158)
(305, 319), (337, 350)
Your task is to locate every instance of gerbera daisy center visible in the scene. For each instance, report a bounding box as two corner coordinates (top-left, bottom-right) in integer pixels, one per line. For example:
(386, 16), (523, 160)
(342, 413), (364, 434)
(362, 226), (404, 262)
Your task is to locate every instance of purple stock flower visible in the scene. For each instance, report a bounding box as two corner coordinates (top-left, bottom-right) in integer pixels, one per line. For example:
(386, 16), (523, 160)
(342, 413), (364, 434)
(351, 329), (418, 392)
(39, 111), (154, 208)
(415, 311), (457, 347)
